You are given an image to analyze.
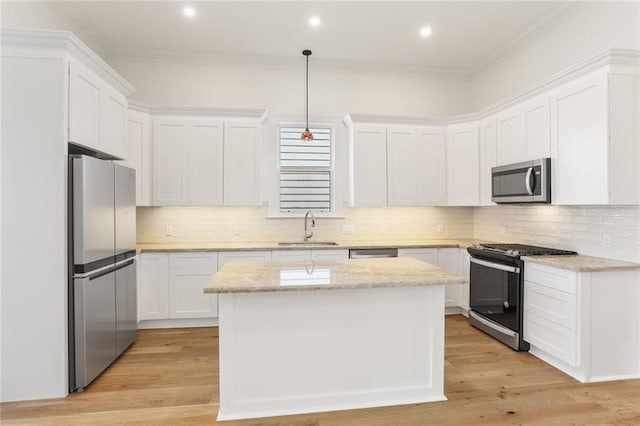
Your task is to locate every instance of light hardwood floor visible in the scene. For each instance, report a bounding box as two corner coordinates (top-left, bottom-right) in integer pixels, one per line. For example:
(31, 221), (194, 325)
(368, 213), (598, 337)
(2, 315), (639, 425)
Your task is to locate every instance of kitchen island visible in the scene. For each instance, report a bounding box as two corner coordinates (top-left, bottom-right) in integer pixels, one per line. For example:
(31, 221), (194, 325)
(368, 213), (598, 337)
(204, 257), (466, 420)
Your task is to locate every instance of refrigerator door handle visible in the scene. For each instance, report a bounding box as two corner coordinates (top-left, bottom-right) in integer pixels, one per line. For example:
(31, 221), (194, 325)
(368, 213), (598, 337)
(88, 266), (115, 281)
(113, 259), (135, 271)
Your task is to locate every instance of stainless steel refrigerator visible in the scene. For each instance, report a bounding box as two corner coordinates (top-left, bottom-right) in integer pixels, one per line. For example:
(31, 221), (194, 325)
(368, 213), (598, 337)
(68, 154), (137, 392)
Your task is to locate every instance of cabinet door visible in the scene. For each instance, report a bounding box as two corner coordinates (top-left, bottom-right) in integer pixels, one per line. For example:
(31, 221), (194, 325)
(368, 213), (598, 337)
(124, 110), (152, 206)
(446, 124), (479, 206)
(438, 248), (462, 307)
(417, 128), (447, 205)
(521, 95), (550, 160)
(496, 106), (522, 165)
(168, 252), (218, 319)
(138, 253), (169, 320)
(101, 87), (128, 159)
(218, 251), (272, 270)
(311, 249), (349, 261)
(187, 120), (223, 205)
(224, 121), (260, 206)
(398, 248), (438, 265)
(69, 61), (101, 151)
(387, 128), (418, 206)
(153, 119), (187, 205)
(479, 118), (497, 206)
(272, 250), (311, 262)
(550, 73), (609, 205)
(351, 126), (387, 206)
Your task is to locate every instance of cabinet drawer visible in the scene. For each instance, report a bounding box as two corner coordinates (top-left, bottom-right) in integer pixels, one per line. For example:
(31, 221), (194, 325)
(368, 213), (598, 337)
(524, 310), (578, 367)
(169, 252), (217, 271)
(525, 281), (577, 330)
(525, 261), (577, 295)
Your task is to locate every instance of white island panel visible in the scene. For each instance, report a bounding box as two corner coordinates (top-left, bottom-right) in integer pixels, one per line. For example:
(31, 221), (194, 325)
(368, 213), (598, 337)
(217, 285), (445, 420)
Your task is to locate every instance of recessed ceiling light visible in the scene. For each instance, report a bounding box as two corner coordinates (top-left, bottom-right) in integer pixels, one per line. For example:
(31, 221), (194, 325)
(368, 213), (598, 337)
(309, 16), (321, 27)
(419, 26), (433, 38)
(183, 6), (196, 18)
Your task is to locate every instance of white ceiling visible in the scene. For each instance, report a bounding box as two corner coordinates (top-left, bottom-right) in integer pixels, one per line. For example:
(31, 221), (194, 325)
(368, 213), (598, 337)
(55, 1), (577, 75)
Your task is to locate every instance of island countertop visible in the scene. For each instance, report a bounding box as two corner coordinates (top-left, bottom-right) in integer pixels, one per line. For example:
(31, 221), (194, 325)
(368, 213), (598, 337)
(204, 257), (466, 294)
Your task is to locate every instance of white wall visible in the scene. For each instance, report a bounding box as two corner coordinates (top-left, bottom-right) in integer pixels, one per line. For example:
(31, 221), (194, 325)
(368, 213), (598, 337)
(472, 1), (640, 109)
(0, 1), (108, 58)
(111, 58), (473, 118)
(1, 55), (69, 401)
(474, 206), (640, 263)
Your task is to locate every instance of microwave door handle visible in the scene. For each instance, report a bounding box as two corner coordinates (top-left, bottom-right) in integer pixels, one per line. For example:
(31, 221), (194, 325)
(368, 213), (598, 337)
(525, 167), (534, 195)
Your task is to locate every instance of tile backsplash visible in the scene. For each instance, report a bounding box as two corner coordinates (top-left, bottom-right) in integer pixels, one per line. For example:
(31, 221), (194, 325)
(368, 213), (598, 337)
(137, 205), (640, 263)
(474, 205), (640, 263)
(136, 205), (474, 244)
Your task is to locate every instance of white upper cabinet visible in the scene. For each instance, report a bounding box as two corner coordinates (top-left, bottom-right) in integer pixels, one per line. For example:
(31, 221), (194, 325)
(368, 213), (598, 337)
(69, 60), (128, 159)
(550, 68), (639, 205)
(416, 128), (447, 206)
(153, 119), (188, 205)
(387, 127), (418, 206)
(189, 120), (224, 205)
(496, 95), (550, 165)
(124, 109), (152, 206)
(348, 120), (446, 207)
(223, 121), (261, 206)
(350, 125), (388, 206)
(446, 123), (480, 206)
(153, 117), (257, 206)
(478, 118), (497, 206)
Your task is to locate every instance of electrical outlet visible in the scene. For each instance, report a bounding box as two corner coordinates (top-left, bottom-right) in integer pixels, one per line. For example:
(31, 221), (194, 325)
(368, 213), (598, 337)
(602, 233), (612, 247)
(437, 224), (444, 233)
(232, 224), (241, 236)
(165, 225), (174, 236)
(378, 224), (386, 235)
(342, 225), (354, 235)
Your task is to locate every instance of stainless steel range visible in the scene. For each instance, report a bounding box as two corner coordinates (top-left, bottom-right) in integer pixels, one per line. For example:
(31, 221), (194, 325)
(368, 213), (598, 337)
(466, 243), (576, 351)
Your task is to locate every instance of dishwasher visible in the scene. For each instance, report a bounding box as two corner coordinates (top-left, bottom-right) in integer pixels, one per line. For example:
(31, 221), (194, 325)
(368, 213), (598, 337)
(349, 248), (398, 259)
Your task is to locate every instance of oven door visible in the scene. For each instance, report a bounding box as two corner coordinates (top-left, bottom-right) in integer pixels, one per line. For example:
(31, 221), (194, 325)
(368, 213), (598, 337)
(469, 257), (521, 332)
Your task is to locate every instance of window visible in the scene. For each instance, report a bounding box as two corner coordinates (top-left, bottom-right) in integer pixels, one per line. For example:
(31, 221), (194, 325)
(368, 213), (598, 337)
(279, 125), (332, 213)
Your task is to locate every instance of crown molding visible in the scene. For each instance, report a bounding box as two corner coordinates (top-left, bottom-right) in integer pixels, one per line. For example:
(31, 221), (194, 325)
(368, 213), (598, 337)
(109, 47), (472, 81)
(345, 48), (640, 128)
(472, 1), (588, 76)
(46, 2), (111, 59)
(1, 28), (135, 96)
(128, 100), (269, 122)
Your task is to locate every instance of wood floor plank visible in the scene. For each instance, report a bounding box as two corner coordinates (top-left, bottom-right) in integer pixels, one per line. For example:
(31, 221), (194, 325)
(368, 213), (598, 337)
(2, 315), (639, 425)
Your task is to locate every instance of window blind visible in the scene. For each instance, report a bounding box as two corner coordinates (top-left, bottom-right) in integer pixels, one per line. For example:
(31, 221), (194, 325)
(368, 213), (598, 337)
(279, 126), (332, 213)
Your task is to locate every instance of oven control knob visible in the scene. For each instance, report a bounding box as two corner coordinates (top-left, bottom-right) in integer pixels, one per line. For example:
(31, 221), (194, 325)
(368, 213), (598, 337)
(503, 301), (510, 309)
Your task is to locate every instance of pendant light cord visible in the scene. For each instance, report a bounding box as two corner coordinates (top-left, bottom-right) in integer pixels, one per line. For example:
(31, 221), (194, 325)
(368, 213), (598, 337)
(305, 53), (309, 130)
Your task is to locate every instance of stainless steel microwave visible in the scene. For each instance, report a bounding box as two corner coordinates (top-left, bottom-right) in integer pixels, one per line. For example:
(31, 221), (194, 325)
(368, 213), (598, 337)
(491, 158), (551, 204)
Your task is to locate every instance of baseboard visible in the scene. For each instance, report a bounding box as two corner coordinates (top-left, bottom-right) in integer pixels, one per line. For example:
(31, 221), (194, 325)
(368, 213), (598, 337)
(137, 318), (218, 329)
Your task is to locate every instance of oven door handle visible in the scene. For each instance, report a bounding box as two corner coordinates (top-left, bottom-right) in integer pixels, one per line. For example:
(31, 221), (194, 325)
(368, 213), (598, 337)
(470, 257), (520, 273)
(469, 310), (517, 338)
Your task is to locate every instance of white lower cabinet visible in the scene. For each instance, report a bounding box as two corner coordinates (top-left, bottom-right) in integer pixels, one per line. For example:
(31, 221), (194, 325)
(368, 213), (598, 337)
(138, 252), (169, 321)
(523, 261), (640, 382)
(398, 247), (468, 311)
(311, 249), (349, 261)
(168, 253), (218, 319)
(218, 251), (272, 269)
(139, 252), (218, 326)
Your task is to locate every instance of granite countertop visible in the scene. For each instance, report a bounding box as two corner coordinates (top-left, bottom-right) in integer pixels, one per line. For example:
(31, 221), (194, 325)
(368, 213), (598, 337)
(137, 238), (484, 253)
(523, 255), (640, 272)
(204, 257), (467, 294)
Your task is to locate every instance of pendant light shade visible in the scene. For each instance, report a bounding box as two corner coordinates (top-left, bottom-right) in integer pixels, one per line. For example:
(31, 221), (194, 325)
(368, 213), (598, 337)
(301, 49), (313, 141)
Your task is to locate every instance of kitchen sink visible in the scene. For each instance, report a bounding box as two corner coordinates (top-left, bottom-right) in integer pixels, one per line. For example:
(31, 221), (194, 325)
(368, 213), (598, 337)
(278, 242), (339, 247)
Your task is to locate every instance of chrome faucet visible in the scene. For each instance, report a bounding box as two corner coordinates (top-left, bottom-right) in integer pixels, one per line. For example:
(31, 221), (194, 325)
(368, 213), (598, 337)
(304, 210), (315, 241)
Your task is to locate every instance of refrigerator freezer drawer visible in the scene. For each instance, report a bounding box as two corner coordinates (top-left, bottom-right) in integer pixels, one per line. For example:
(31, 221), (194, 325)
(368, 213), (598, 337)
(73, 270), (117, 390)
(116, 259), (137, 355)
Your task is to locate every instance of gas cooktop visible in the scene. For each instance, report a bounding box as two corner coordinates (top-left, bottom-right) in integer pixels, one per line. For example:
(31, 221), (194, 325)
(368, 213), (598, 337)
(471, 243), (577, 257)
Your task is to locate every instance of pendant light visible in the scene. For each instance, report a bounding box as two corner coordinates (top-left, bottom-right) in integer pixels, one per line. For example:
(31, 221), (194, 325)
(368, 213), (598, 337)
(301, 49), (314, 141)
